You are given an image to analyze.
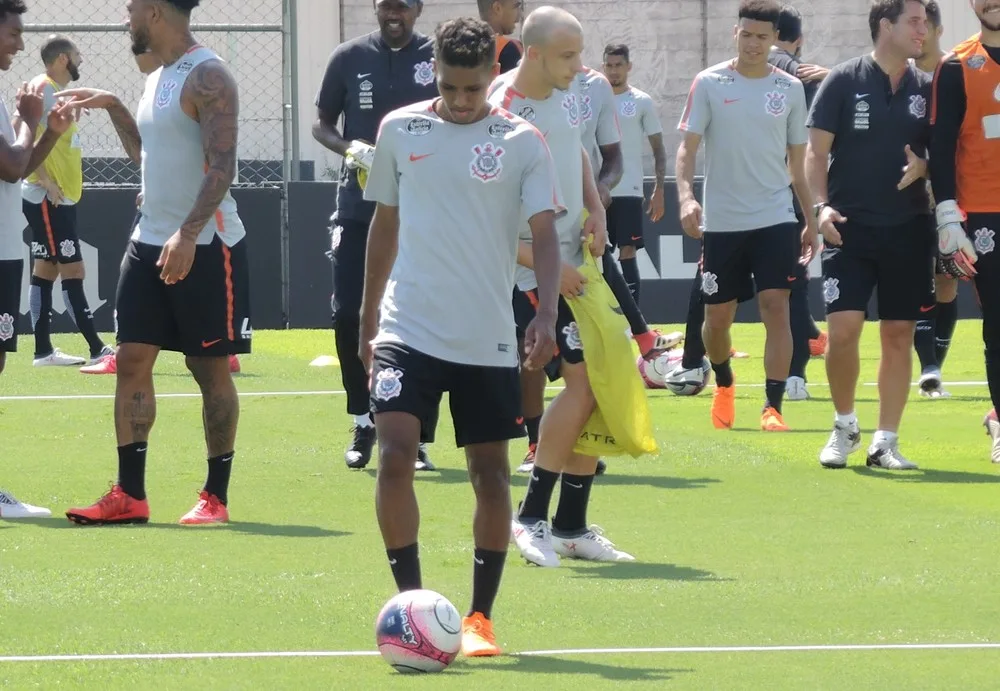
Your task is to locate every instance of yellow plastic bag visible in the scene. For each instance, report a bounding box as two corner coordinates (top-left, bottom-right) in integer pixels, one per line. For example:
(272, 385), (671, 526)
(566, 237), (658, 458)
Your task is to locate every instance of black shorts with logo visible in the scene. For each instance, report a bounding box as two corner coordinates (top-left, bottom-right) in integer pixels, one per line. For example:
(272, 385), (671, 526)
(511, 288), (584, 382)
(700, 222), (800, 304)
(370, 342), (525, 448)
(607, 196), (645, 250)
(966, 212), (1000, 323)
(821, 215), (935, 321)
(24, 200), (81, 264)
(115, 235), (252, 356)
(0, 258), (23, 352)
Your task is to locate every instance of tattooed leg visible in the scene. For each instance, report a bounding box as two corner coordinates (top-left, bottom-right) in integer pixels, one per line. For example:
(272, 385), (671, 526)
(114, 343), (160, 445)
(186, 356), (240, 457)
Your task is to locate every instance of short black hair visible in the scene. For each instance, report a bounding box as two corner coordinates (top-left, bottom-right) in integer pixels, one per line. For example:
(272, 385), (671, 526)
(738, 0), (781, 29)
(40, 34), (76, 66)
(476, 0), (492, 20)
(0, 0), (27, 23)
(869, 0), (926, 42)
(161, 0), (200, 17)
(434, 17), (496, 70)
(776, 4), (803, 42)
(925, 0), (940, 28)
(603, 43), (629, 62)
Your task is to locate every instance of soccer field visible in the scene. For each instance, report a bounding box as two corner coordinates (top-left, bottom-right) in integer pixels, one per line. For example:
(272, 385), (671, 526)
(2, 324), (999, 689)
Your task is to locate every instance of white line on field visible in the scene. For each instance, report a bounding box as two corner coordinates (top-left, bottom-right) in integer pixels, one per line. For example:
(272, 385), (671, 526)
(2, 642), (999, 663)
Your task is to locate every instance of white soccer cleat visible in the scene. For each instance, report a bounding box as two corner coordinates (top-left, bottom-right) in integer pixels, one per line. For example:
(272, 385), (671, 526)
(33, 348), (86, 367)
(511, 517), (560, 567)
(918, 369), (951, 399)
(0, 489), (52, 518)
(786, 376), (810, 401)
(652, 330), (684, 351)
(983, 409), (1000, 463)
(866, 440), (918, 470)
(819, 421), (862, 469)
(551, 525), (635, 562)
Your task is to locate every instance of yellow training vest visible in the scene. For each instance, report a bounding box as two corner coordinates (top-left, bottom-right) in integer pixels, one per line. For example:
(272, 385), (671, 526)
(27, 77), (83, 203)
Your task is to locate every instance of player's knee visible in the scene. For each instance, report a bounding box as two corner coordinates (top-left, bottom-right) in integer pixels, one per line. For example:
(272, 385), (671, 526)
(619, 246), (636, 260)
(184, 355), (230, 387)
(880, 321), (914, 351)
(58, 261), (85, 280)
(704, 304), (734, 332)
(562, 363), (596, 411)
(377, 441), (417, 481)
(467, 451), (511, 500)
(757, 291), (789, 322)
(116, 345), (157, 378)
(32, 260), (58, 281)
(935, 275), (959, 303)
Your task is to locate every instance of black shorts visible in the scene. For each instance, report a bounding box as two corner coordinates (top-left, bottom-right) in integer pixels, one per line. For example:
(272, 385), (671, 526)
(115, 236), (252, 356)
(370, 342), (525, 447)
(967, 212), (1000, 321)
(0, 258), (23, 352)
(24, 200), (80, 264)
(512, 288), (583, 381)
(821, 216), (935, 321)
(700, 222), (799, 304)
(607, 196), (645, 250)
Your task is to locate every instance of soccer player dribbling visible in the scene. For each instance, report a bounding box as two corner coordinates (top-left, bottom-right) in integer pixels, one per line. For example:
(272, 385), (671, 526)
(359, 16), (562, 656)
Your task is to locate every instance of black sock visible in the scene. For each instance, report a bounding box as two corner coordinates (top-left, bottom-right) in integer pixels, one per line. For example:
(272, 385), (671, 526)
(62, 278), (105, 357)
(620, 257), (640, 305)
(788, 282), (812, 379)
(518, 465), (559, 521)
(117, 442), (148, 500)
(204, 452), (234, 505)
(914, 315), (938, 372)
(807, 317), (821, 340)
(551, 472), (595, 534)
(682, 275), (706, 370)
(764, 379), (787, 414)
(525, 415), (541, 447)
(601, 253), (647, 335)
(30, 275), (53, 357)
(711, 358), (734, 388)
(935, 299), (958, 367)
(469, 548), (506, 619)
(387, 543), (422, 592)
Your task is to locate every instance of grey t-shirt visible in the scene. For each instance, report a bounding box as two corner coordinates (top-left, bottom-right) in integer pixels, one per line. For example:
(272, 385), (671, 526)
(576, 68), (621, 174)
(678, 60), (808, 233)
(489, 71), (588, 289)
(612, 86), (662, 198)
(364, 100), (565, 368)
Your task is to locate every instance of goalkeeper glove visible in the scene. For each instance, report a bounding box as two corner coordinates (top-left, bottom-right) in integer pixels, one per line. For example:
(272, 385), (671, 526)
(936, 199), (977, 279)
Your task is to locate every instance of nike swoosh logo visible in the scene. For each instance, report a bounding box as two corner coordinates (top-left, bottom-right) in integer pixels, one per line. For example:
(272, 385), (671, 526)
(566, 482), (584, 489)
(787, 276), (797, 282)
(409, 153), (433, 162)
(358, 73), (371, 79)
(724, 98), (741, 104)
(611, 305), (624, 315)
(136, 447), (147, 453)
(388, 558), (397, 565)
(516, 417), (524, 425)
(856, 93), (869, 98)
(474, 557), (485, 565)
(920, 305), (935, 312)
(202, 339), (222, 348)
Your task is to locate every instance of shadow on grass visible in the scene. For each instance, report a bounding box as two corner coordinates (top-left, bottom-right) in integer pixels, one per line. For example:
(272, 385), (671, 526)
(731, 427), (832, 433)
(472, 654), (692, 681)
(849, 467), (1000, 484)
(13, 518), (349, 538)
(360, 467), (721, 492)
(565, 561), (727, 582)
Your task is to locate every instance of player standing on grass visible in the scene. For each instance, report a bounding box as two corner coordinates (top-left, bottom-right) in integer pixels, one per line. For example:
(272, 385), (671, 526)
(479, 0), (522, 73)
(313, 0), (438, 472)
(493, 6), (634, 566)
(676, 0), (817, 433)
(806, 0), (933, 470)
(22, 35), (115, 370)
(360, 17), (561, 656)
(0, 0), (76, 520)
(63, 0), (252, 525)
(930, 0), (1000, 460)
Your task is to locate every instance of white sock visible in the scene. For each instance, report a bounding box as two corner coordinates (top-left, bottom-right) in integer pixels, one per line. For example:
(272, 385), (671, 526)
(354, 413), (374, 428)
(872, 430), (898, 447)
(835, 412), (857, 427)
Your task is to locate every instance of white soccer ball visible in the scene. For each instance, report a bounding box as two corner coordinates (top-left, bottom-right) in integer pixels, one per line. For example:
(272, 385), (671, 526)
(637, 349), (684, 389)
(665, 356), (712, 396)
(375, 589), (462, 673)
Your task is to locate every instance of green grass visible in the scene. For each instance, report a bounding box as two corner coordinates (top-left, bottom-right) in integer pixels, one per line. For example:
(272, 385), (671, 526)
(2, 324), (999, 689)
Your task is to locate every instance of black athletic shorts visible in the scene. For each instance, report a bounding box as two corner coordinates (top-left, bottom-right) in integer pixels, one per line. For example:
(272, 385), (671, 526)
(607, 196), (645, 250)
(0, 258), (23, 352)
(370, 342), (525, 447)
(24, 200), (80, 264)
(512, 288), (583, 381)
(966, 212), (1000, 320)
(115, 235), (252, 356)
(700, 222), (800, 304)
(821, 215), (935, 321)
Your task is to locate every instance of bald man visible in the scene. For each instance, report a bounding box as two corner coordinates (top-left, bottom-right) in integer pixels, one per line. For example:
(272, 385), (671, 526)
(489, 6), (635, 568)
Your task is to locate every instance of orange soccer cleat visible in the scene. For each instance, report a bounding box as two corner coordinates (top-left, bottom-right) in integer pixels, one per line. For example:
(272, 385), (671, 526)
(66, 484), (149, 525)
(711, 383), (736, 430)
(760, 406), (790, 432)
(809, 331), (828, 357)
(461, 612), (502, 657)
(178, 491), (230, 525)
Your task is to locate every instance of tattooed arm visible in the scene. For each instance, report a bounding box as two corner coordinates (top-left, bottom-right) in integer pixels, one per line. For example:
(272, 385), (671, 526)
(109, 100), (142, 164)
(179, 60), (239, 242)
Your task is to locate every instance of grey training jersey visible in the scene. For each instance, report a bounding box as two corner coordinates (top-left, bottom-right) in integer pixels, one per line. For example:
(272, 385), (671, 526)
(488, 71), (587, 289)
(613, 86), (662, 198)
(576, 68), (621, 174)
(0, 100), (25, 261)
(135, 46), (245, 247)
(678, 60), (808, 233)
(364, 100), (564, 368)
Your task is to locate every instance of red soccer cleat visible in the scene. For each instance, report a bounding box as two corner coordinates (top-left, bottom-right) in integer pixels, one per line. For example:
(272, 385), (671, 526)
(229, 355), (241, 374)
(66, 484), (149, 525)
(80, 353), (117, 375)
(178, 491), (230, 525)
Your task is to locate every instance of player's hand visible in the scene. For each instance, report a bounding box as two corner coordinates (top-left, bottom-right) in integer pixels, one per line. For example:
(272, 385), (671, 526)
(136, 192), (143, 208)
(897, 145), (927, 190)
(523, 309), (557, 371)
(583, 209), (607, 257)
(796, 63), (830, 82)
(800, 219), (819, 264)
(646, 185), (665, 223)
(345, 140), (375, 171)
(42, 180), (65, 206)
(15, 82), (44, 130)
(596, 181), (612, 209)
(817, 205), (846, 246)
(156, 231), (196, 285)
(560, 262), (588, 299)
(679, 198), (703, 239)
(358, 317), (378, 375)
(45, 99), (77, 135)
(936, 200), (977, 279)
(57, 87), (119, 110)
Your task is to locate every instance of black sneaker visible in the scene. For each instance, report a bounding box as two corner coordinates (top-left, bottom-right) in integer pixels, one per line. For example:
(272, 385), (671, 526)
(595, 459), (607, 476)
(345, 425), (377, 469)
(415, 443), (436, 471)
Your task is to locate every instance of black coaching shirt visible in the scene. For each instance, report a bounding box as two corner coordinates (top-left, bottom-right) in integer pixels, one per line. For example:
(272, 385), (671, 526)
(806, 54), (932, 226)
(315, 31), (437, 224)
(768, 47), (819, 109)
